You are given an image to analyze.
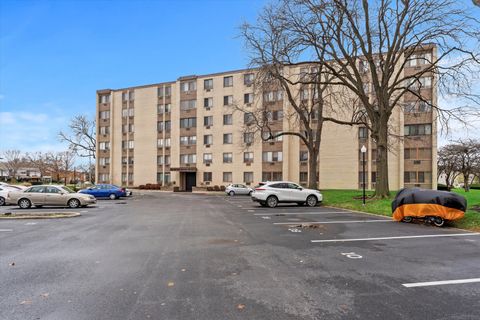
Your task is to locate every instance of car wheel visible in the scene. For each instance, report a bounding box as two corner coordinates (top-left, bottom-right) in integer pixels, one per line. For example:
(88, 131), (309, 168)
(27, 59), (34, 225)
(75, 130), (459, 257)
(0, 196), (5, 206)
(109, 193), (117, 200)
(306, 195), (318, 207)
(68, 198), (81, 208)
(228, 191), (235, 196)
(402, 216), (413, 223)
(248, 191), (253, 196)
(266, 196), (278, 208)
(433, 216), (445, 227)
(18, 198), (31, 209)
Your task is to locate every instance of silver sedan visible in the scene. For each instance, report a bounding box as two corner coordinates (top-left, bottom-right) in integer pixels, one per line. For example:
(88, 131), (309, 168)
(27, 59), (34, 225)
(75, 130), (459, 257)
(225, 184), (253, 196)
(7, 185), (97, 209)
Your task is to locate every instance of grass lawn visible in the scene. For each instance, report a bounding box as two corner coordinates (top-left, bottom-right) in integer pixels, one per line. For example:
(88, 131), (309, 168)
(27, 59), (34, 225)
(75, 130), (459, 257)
(322, 189), (480, 231)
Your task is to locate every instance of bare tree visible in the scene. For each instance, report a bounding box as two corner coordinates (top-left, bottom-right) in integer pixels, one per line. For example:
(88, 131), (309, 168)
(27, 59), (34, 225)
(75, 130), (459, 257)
(240, 3), (363, 189)
(453, 139), (480, 192)
(1, 150), (24, 181)
(26, 152), (52, 178)
(257, 0), (480, 197)
(437, 145), (461, 190)
(59, 115), (96, 159)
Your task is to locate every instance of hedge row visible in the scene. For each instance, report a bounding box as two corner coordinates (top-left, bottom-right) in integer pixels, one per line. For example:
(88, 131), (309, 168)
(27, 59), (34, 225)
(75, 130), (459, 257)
(206, 185), (226, 192)
(138, 184), (162, 190)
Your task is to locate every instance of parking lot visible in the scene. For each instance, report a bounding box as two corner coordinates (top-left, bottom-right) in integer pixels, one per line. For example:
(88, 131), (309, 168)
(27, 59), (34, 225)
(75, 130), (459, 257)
(1, 192), (480, 320)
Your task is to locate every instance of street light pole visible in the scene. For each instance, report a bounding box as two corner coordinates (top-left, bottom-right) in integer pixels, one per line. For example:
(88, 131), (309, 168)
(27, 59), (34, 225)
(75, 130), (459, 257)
(361, 145), (367, 206)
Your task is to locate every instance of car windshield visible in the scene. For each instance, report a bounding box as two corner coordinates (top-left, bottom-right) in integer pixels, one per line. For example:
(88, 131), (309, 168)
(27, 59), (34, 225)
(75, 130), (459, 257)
(60, 186), (75, 194)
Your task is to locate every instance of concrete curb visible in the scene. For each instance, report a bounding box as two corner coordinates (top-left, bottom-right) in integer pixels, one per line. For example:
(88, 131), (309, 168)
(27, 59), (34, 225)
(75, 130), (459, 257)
(0, 212), (81, 219)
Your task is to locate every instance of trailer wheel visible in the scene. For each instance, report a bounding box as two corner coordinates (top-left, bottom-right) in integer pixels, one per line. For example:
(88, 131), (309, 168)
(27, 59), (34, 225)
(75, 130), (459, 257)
(402, 216), (413, 223)
(433, 216), (445, 227)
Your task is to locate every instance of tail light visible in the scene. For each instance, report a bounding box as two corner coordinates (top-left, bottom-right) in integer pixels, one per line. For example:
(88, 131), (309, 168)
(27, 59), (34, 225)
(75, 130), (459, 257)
(121, 188), (126, 192)
(255, 188), (265, 191)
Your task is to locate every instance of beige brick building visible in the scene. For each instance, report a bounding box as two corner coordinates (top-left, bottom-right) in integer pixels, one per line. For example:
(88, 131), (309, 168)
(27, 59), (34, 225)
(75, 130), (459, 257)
(96, 51), (437, 191)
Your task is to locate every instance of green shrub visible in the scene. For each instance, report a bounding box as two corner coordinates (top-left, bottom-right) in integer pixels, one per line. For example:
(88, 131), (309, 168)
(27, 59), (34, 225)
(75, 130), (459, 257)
(470, 184), (480, 190)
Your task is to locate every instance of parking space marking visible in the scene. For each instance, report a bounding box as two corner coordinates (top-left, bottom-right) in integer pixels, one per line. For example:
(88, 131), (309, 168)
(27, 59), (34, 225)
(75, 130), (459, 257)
(0, 229), (13, 232)
(402, 278), (480, 288)
(254, 212), (347, 216)
(311, 233), (480, 243)
(274, 220), (393, 225)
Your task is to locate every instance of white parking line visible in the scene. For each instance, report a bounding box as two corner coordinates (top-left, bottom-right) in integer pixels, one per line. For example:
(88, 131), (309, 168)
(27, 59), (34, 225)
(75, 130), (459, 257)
(402, 278), (480, 288)
(0, 229), (13, 232)
(254, 212), (346, 216)
(274, 220), (393, 225)
(311, 233), (480, 243)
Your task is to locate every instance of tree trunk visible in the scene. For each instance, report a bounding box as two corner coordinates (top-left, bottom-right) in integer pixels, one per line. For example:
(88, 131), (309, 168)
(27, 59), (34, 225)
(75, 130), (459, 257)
(464, 174), (470, 192)
(374, 121), (390, 198)
(308, 147), (319, 189)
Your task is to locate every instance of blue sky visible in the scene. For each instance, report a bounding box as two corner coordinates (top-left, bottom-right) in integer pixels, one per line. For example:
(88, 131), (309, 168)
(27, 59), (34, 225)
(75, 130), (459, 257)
(0, 0), (267, 153)
(0, 0), (479, 156)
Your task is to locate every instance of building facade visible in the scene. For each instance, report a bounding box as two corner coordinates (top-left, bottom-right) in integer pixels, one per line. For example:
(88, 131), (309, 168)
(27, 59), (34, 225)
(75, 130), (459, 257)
(96, 50), (437, 191)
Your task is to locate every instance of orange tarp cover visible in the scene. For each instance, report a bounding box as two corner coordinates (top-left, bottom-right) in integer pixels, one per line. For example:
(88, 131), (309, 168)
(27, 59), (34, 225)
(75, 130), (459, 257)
(392, 203), (465, 222)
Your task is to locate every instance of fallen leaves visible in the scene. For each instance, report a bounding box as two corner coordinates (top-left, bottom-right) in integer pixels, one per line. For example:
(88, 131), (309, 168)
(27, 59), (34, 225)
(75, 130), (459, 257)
(167, 282), (175, 287)
(40, 293), (49, 298)
(237, 304), (246, 310)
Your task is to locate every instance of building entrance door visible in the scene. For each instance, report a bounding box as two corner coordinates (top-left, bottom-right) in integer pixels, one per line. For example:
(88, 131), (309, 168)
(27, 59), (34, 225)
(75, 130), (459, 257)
(185, 172), (196, 192)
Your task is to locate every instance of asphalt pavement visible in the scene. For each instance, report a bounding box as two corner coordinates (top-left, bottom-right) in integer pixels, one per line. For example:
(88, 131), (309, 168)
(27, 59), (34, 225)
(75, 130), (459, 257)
(1, 192), (479, 320)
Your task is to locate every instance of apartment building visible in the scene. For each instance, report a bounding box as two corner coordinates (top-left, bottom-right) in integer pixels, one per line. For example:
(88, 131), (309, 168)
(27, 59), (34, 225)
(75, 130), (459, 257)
(96, 49), (437, 191)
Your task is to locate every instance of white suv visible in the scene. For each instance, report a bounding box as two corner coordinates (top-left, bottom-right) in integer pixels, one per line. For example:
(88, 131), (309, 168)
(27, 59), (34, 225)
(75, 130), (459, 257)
(251, 181), (323, 208)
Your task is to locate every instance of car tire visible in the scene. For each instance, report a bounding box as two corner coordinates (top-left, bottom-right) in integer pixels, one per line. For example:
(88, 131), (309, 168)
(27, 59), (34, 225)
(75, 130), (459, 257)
(306, 195), (318, 207)
(433, 216), (445, 227)
(266, 196), (278, 208)
(248, 191), (253, 196)
(18, 198), (31, 209)
(0, 196), (5, 206)
(68, 198), (81, 208)
(109, 193), (117, 200)
(228, 191), (235, 196)
(402, 216), (413, 223)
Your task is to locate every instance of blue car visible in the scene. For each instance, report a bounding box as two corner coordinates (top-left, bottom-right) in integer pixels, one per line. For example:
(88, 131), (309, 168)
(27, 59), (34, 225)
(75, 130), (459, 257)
(79, 184), (127, 200)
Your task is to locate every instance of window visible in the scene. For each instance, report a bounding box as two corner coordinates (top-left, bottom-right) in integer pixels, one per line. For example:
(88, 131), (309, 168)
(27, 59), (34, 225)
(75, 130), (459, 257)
(99, 111), (110, 119)
(272, 172), (283, 180)
(266, 131), (283, 142)
(99, 95), (110, 104)
(180, 99), (196, 110)
(359, 60), (369, 73)
(404, 124), (432, 136)
(204, 79), (213, 90)
(157, 172), (171, 184)
(204, 116), (213, 126)
(204, 97), (213, 108)
(99, 173), (110, 183)
(223, 172), (232, 182)
(99, 126), (109, 135)
(359, 127), (368, 139)
(204, 134), (213, 145)
(203, 153), (212, 164)
(99, 142), (110, 150)
(363, 83), (370, 94)
(223, 95), (233, 106)
(418, 101), (432, 112)
(99, 157), (110, 166)
(262, 151), (283, 162)
(419, 52), (432, 65)
(407, 54), (417, 67)
(122, 109), (128, 118)
(244, 113), (254, 125)
(223, 153), (233, 163)
(264, 90), (283, 102)
(180, 80), (196, 92)
(223, 76), (233, 87)
(223, 114), (233, 125)
(122, 157), (127, 165)
(242, 152), (253, 163)
(128, 108), (134, 117)
(244, 93), (254, 104)
(299, 172), (308, 182)
(223, 133), (233, 144)
(122, 92), (129, 101)
(403, 102), (416, 113)
(243, 132), (254, 144)
(244, 172), (254, 183)
(204, 172), (212, 182)
(158, 121), (171, 132)
(128, 173), (133, 182)
(359, 171), (368, 185)
(157, 103), (172, 114)
(420, 76), (432, 88)
(404, 171), (416, 183)
(180, 136), (196, 145)
(121, 141), (128, 149)
(158, 87), (164, 98)
(157, 155), (164, 165)
(157, 138), (170, 148)
(244, 73), (254, 85)
(180, 117), (196, 128)
(371, 172), (377, 183)
(404, 148), (413, 160)
(165, 86), (171, 97)
(180, 154), (196, 164)
(300, 151), (308, 161)
(122, 173), (127, 183)
(128, 140), (134, 149)
(270, 110), (283, 121)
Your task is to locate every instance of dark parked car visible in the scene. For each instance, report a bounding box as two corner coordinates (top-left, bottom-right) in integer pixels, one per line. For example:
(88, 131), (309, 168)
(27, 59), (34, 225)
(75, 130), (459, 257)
(79, 184), (127, 200)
